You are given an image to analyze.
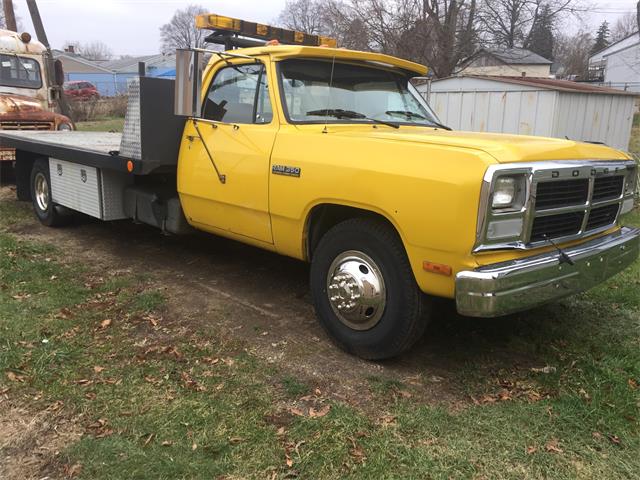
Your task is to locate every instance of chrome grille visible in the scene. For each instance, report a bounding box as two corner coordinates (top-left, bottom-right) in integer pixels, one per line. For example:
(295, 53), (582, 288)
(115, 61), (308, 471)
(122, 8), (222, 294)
(535, 179), (589, 210)
(592, 175), (624, 202)
(475, 160), (637, 252)
(0, 121), (54, 130)
(531, 211), (584, 242)
(586, 204), (620, 230)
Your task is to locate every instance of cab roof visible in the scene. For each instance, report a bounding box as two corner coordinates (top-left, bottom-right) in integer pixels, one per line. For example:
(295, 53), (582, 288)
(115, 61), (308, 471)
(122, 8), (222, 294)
(227, 45), (428, 76)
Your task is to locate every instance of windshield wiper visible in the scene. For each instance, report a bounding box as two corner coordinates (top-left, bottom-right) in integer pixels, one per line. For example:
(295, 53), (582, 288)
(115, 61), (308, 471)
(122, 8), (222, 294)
(306, 108), (399, 129)
(385, 110), (452, 130)
(8, 53), (32, 80)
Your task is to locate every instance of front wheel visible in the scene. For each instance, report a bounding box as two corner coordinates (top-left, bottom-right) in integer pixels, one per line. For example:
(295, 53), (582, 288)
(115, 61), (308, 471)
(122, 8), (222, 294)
(310, 218), (429, 360)
(30, 159), (72, 227)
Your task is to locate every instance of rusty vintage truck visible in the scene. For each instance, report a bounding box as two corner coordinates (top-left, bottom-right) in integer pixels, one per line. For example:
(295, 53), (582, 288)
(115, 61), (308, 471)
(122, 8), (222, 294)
(0, 29), (72, 165)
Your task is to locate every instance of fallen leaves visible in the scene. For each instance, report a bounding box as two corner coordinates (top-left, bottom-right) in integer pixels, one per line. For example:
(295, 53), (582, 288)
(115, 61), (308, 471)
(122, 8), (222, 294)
(86, 418), (113, 438)
(545, 439), (563, 454)
(308, 404), (331, 418)
(471, 378), (549, 405)
(11, 292), (31, 301)
(64, 463), (82, 478)
(379, 414), (397, 427)
(530, 365), (557, 374)
(606, 434), (621, 446)
(5, 371), (26, 382)
(348, 437), (367, 463)
(181, 371), (206, 392)
(99, 319), (112, 329)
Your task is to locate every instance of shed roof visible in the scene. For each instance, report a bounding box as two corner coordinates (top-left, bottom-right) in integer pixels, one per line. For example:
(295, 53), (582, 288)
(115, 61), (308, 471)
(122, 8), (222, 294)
(98, 54), (175, 73)
(438, 75), (637, 96)
(469, 48), (552, 65)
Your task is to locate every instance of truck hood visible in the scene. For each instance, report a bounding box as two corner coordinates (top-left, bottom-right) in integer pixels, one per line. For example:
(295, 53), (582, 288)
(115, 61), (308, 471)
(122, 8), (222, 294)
(332, 127), (630, 163)
(0, 92), (70, 126)
(0, 92), (48, 115)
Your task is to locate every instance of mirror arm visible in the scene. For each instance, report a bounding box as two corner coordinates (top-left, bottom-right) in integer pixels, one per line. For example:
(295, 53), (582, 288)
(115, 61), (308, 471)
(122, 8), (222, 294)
(192, 119), (226, 184)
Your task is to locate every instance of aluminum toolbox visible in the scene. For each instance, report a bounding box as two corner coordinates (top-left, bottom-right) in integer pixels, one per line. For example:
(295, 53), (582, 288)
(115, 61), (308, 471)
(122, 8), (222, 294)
(49, 158), (132, 220)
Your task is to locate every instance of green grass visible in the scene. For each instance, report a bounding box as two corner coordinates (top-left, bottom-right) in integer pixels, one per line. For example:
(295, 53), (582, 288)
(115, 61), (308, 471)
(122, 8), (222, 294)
(629, 113), (639, 158)
(75, 117), (125, 133)
(1, 203), (639, 479)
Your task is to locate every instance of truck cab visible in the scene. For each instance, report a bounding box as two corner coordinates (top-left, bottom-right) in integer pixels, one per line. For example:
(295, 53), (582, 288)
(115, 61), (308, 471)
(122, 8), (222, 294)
(0, 29), (72, 163)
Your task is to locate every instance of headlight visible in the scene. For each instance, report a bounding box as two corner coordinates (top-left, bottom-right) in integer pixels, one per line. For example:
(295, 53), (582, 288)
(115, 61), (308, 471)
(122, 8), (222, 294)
(58, 122), (73, 131)
(491, 175), (525, 210)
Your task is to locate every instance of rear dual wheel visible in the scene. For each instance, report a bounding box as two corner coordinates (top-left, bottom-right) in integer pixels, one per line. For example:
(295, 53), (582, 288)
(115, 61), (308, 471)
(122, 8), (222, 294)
(310, 218), (430, 360)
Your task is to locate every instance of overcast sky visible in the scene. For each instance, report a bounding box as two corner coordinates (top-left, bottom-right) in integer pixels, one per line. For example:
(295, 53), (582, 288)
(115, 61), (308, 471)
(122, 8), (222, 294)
(10, 0), (640, 57)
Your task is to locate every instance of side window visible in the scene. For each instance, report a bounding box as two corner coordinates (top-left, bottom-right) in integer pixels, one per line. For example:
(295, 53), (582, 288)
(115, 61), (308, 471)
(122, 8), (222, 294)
(202, 64), (273, 124)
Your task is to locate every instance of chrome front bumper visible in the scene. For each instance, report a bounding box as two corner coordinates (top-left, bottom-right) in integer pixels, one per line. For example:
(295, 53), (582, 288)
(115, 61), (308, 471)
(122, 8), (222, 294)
(456, 227), (640, 317)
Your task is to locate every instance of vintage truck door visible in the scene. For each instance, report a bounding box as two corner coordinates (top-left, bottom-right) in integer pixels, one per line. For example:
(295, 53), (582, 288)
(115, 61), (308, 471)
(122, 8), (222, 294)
(178, 61), (276, 244)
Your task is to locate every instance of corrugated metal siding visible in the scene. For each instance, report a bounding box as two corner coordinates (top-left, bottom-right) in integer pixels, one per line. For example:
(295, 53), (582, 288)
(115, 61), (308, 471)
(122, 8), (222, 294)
(430, 89), (557, 137)
(422, 77), (635, 150)
(554, 93), (634, 149)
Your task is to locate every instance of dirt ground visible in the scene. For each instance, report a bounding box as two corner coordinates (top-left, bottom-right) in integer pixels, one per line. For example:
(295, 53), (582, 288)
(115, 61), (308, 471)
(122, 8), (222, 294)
(0, 185), (548, 409)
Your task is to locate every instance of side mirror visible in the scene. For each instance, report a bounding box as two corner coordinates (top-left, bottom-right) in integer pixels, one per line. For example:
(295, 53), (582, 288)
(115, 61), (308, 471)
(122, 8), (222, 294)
(54, 59), (65, 87)
(174, 49), (203, 117)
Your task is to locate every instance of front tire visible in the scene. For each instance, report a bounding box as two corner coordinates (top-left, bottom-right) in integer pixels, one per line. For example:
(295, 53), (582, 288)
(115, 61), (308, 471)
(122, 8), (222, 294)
(310, 218), (429, 360)
(30, 159), (71, 227)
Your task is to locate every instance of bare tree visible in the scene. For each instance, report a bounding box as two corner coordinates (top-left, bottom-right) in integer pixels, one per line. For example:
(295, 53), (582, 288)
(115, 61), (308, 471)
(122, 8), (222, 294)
(275, 0), (479, 77)
(478, 0), (584, 51)
(553, 30), (592, 78)
(278, 0), (326, 34)
(80, 41), (113, 61)
(160, 4), (207, 54)
(611, 12), (638, 42)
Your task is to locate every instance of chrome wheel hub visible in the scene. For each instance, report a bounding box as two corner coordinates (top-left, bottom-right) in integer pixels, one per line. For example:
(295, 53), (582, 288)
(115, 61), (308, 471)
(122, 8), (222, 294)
(326, 250), (386, 330)
(34, 173), (49, 212)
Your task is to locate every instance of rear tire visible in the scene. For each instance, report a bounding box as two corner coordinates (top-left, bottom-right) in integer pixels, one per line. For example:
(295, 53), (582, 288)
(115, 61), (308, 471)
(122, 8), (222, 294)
(310, 218), (429, 360)
(30, 159), (72, 227)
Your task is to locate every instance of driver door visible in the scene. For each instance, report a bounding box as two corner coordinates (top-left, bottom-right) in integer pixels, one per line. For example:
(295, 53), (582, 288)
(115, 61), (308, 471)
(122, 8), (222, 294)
(178, 62), (277, 244)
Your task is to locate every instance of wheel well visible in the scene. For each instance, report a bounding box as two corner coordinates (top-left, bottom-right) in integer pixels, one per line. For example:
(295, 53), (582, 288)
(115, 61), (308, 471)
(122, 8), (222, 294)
(305, 204), (398, 260)
(15, 151), (42, 201)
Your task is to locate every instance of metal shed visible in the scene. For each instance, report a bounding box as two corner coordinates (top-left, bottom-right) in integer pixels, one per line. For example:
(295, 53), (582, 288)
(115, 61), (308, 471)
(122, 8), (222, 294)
(415, 76), (637, 150)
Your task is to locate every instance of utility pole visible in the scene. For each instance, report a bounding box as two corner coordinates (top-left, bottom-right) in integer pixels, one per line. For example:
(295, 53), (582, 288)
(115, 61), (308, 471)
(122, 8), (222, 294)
(2, 0), (18, 31)
(24, 0), (72, 118)
(25, 0), (49, 47)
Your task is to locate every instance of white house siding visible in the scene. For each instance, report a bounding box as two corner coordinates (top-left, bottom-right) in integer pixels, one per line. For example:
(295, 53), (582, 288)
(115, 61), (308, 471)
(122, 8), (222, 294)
(590, 33), (639, 64)
(604, 43), (640, 87)
(460, 64), (551, 77)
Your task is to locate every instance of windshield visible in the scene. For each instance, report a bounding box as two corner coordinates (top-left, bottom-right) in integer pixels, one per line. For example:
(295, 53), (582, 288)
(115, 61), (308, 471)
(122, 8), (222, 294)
(0, 54), (42, 89)
(279, 59), (439, 127)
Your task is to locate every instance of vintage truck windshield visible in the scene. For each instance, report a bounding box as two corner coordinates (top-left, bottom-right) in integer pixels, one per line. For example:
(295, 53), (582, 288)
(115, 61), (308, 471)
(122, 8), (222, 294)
(279, 58), (439, 127)
(0, 54), (43, 89)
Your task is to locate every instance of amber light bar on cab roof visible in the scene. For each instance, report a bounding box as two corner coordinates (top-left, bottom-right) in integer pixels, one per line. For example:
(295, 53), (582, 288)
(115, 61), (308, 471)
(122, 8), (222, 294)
(195, 13), (338, 48)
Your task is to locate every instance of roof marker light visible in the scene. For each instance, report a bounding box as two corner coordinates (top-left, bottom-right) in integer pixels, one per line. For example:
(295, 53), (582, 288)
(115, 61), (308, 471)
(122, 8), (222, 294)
(195, 13), (338, 48)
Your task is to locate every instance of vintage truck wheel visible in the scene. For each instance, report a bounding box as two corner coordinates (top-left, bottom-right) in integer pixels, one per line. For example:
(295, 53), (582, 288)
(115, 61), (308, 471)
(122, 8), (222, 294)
(310, 218), (429, 360)
(30, 159), (72, 227)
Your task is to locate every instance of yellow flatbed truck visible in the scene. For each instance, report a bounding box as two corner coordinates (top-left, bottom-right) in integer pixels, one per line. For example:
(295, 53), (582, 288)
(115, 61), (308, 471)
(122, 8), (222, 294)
(1, 14), (638, 359)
